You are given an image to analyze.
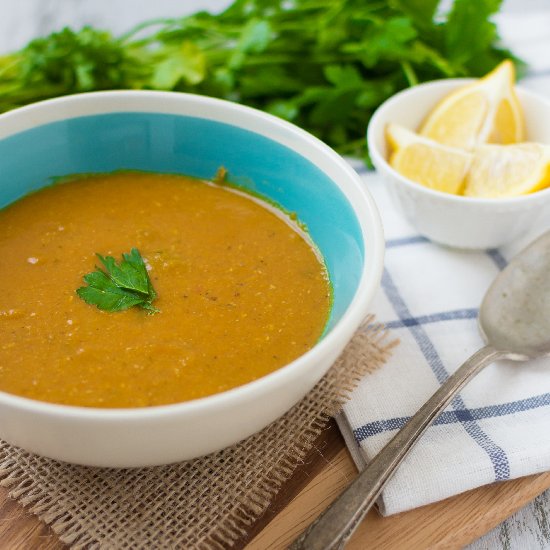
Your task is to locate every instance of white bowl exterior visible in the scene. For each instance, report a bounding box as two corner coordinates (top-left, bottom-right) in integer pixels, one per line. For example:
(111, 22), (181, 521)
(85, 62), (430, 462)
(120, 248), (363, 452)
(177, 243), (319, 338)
(368, 80), (550, 249)
(0, 92), (384, 467)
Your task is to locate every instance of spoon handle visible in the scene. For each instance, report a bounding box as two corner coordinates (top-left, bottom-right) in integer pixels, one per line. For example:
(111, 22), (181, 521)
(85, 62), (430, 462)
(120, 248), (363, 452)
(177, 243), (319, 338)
(289, 345), (505, 550)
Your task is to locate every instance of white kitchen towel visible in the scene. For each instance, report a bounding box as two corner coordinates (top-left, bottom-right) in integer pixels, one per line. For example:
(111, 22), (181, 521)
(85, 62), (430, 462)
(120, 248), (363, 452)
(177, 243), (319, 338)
(337, 164), (550, 516)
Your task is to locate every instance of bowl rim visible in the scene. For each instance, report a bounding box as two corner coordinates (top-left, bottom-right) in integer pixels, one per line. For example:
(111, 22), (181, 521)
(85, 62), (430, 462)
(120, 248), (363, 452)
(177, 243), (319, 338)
(0, 90), (385, 419)
(367, 78), (550, 206)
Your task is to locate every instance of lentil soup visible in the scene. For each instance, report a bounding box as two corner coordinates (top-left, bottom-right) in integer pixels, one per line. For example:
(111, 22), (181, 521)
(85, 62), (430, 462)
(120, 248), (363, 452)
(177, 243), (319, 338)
(0, 172), (332, 408)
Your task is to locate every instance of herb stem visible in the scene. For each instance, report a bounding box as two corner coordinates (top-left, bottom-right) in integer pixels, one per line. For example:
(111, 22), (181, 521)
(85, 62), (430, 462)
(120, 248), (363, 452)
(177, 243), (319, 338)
(400, 60), (419, 87)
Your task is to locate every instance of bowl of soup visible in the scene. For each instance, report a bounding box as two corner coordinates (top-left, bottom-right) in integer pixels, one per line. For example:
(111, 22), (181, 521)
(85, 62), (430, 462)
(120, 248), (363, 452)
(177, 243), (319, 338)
(0, 91), (384, 467)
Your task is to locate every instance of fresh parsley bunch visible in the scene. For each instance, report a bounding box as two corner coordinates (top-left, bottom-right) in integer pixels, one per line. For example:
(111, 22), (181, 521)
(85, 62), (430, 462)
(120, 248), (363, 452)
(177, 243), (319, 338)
(0, 0), (520, 159)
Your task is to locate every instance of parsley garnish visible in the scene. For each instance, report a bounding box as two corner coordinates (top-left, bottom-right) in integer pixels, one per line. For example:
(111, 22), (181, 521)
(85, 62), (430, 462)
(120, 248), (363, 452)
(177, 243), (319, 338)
(77, 248), (159, 314)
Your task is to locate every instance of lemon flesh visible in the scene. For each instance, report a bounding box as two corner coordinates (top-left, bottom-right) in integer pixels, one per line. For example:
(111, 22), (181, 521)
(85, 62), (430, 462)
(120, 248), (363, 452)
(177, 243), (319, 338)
(387, 123), (471, 194)
(465, 144), (550, 198)
(419, 60), (524, 150)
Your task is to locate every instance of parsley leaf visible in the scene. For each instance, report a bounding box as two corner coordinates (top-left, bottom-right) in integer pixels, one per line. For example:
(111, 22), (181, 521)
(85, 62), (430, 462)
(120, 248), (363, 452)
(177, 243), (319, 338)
(443, 0), (505, 74)
(77, 248), (159, 314)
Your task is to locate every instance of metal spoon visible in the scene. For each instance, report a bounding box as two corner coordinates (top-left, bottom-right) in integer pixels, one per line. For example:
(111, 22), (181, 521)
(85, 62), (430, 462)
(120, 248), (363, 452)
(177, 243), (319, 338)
(290, 230), (550, 550)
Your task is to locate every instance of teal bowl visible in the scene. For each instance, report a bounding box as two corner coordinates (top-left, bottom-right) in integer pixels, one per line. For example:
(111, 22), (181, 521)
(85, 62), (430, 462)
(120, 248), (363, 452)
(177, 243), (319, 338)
(0, 91), (384, 466)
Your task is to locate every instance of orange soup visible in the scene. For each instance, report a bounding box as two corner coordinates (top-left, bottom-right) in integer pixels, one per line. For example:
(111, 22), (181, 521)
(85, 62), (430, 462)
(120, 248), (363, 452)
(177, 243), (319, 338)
(0, 173), (332, 408)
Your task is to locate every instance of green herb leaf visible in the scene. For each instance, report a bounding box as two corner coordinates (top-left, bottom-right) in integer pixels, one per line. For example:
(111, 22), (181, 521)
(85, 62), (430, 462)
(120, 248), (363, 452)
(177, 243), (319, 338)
(151, 41), (206, 89)
(390, 0), (440, 29)
(77, 248), (159, 313)
(444, 0), (502, 69)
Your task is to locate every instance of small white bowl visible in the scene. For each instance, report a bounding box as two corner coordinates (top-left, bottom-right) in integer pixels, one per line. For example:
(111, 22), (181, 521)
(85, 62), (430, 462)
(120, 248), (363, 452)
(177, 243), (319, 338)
(367, 79), (550, 249)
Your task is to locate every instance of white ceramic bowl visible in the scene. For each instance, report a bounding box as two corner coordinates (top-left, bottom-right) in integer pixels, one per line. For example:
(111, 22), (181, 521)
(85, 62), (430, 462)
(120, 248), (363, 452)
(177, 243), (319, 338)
(368, 79), (550, 249)
(0, 91), (384, 467)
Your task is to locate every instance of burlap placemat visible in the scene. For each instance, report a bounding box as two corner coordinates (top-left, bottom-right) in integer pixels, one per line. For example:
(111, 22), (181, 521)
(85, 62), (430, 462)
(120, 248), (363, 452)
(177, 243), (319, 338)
(0, 319), (396, 549)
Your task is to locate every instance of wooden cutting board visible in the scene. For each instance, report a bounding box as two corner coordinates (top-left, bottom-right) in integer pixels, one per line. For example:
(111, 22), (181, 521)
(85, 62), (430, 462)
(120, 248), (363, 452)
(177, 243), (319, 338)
(1, 420), (549, 549)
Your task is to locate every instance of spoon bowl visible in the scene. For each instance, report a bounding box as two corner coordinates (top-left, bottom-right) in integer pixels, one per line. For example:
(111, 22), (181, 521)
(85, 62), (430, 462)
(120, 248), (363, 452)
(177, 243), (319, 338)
(480, 231), (550, 359)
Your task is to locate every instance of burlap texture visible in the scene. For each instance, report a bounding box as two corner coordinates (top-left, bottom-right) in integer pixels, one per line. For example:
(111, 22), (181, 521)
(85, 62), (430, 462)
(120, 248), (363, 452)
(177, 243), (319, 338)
(0, 320), (395, 549)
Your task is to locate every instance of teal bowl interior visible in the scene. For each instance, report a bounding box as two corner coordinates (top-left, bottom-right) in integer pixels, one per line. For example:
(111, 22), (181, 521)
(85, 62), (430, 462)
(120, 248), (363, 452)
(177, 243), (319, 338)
(0, 112), (364, 331)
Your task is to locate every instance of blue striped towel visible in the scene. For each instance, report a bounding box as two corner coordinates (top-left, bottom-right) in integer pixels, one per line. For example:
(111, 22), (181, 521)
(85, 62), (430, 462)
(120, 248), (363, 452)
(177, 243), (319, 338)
(337, 165), (550, 516)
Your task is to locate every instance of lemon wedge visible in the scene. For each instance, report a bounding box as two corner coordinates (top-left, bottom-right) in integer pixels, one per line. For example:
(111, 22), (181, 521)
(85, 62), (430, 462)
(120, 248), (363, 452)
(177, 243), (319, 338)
(387, 123), (471, 194)
(419, 60), (524, 149)
(465, 143), (550, 198)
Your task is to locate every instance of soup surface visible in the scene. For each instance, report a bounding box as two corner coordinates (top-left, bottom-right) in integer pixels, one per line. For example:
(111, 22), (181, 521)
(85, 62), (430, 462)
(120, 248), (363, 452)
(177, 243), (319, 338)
(0, 172), (331, 408)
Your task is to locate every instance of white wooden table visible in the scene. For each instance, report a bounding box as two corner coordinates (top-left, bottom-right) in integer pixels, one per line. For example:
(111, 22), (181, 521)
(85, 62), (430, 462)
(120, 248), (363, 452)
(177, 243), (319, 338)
(1, 1), (550, 548)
